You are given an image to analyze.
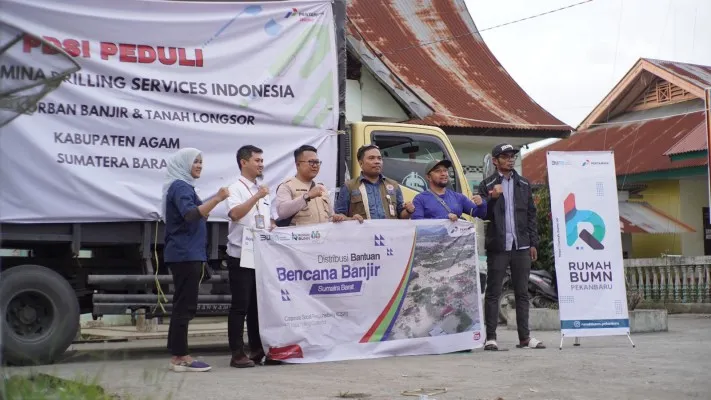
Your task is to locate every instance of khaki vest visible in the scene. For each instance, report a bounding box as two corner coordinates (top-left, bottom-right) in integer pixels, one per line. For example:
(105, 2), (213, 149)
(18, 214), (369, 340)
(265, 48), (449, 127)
(280, 177), (331, 226)
(345, 176), (400, 220)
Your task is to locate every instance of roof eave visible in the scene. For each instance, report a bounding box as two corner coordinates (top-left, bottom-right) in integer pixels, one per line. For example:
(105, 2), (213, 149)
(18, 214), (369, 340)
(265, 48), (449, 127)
(441, 125), (572, 138)
(346, 32), (434, 121)
(578, 58), (709, 130)
(577, 58), (646, 130)
(642, 59), (709, 97)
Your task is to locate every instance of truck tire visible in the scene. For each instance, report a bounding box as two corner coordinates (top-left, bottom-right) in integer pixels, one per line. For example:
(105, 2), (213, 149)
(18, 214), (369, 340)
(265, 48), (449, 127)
(0, 264), (80, 366)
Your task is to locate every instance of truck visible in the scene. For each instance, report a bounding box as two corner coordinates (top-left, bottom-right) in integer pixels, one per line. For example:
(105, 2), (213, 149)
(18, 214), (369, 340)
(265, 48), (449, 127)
(0, 0), (483, 366)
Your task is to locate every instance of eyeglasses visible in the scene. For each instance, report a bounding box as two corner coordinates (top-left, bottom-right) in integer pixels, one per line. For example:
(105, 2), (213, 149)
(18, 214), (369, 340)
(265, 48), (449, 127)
(497, 154), (518, 161)
(298, 160), (322, 167)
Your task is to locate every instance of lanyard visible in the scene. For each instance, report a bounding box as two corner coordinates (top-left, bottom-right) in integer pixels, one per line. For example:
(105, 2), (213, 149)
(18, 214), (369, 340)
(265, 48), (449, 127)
(239, 178), (261, 214)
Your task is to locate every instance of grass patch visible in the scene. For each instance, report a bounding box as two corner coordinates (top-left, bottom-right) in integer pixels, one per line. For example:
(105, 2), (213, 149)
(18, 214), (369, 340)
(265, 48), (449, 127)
(2, 373), (120, 400)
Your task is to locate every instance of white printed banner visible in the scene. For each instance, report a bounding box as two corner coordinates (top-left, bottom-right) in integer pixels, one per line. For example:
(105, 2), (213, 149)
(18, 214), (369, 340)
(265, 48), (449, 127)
(0, 0), (338, 223)
(252, 219), (484, 363)
(546, 151), (630, 337)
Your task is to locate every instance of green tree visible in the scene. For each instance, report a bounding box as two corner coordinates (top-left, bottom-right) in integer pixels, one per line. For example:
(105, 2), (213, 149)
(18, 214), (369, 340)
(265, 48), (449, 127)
(533, 180), (555, 282)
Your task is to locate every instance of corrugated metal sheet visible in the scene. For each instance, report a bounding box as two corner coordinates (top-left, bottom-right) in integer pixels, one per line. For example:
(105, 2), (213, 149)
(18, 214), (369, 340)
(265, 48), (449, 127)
(347, 0), (571, 132)
(522, 111), (706, 184)
(645, 59), (711, 89)
(664, 122), (708, 155)
(619, 201), (696, 234)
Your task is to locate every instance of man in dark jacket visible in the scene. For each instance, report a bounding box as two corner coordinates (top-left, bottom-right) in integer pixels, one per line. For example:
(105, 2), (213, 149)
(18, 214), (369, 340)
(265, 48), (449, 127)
(477, 143), (545, 350)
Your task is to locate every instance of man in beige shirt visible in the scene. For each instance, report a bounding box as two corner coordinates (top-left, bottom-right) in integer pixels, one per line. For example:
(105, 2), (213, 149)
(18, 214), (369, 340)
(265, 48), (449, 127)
(274, 145), (346, 226)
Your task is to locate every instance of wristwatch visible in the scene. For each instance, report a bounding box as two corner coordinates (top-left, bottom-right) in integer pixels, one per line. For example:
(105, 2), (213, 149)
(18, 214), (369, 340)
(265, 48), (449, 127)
(303, 193), (311, 202)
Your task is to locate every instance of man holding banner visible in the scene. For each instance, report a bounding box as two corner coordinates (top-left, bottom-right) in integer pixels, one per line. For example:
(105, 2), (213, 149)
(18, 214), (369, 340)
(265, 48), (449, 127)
(478, 144), (545, 350)
(411, 159), (487, 221)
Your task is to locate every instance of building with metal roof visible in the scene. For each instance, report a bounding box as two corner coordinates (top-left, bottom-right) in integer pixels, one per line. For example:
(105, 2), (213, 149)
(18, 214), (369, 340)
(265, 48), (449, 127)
(346, 0), (571, 191)
(522, 58), (711, 258)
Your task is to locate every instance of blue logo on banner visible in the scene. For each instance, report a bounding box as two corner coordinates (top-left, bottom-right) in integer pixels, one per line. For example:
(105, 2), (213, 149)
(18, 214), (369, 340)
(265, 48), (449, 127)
(309, 281), (363, 296)
(374, 234), (385, 246)
(281, 289), (291, 302)
(561, 319), (629, 329)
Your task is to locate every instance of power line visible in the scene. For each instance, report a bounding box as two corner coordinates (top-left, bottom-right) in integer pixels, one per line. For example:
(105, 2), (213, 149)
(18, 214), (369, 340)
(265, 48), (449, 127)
(479, 0), (594, 33)
(381, 0), (594, 55)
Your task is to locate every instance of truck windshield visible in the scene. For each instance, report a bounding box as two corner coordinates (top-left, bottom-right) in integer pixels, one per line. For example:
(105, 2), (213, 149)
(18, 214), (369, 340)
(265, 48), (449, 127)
(371, 131), (460, 194)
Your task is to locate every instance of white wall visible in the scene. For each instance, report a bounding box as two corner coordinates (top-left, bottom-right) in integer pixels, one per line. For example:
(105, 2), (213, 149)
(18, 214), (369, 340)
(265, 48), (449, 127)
(345, 68), (408, 123)
(679, 176), (708, 256)
(448, 135), (526, 192)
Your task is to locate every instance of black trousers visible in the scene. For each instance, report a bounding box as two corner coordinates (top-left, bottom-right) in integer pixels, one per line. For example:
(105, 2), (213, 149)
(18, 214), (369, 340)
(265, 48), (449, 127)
(227, 256), (262, 354)
(166, 261), (202, 357)
(484, 249), (531, 342)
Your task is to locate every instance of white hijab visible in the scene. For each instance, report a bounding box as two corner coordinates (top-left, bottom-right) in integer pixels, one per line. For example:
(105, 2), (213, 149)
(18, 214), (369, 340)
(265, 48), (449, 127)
(160, 147), (202, 221)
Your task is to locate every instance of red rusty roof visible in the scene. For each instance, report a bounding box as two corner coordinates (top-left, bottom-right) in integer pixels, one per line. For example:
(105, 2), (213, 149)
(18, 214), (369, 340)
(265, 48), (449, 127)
(346, 0), (571, 133)
(522, 111), (707, 184)
(645, 59), (711, 90)
(664, 122), (708, 156)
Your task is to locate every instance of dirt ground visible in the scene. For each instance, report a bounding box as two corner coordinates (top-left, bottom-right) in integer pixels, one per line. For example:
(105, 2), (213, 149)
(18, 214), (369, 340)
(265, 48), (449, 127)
(4, 314), (710, 400)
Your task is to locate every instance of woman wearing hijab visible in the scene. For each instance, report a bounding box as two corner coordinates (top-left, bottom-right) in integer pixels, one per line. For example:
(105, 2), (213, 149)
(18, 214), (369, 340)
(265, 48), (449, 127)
(161, 147), (229, 372)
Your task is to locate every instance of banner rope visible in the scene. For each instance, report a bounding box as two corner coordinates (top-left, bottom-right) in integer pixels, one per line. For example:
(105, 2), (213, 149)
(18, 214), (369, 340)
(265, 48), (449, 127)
(151, 220), (206, 318)
(154, 222), (167, 314)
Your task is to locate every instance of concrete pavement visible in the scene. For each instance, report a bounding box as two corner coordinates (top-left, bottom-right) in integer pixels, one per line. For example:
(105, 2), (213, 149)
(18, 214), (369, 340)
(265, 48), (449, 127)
(5, 314), (710, 400)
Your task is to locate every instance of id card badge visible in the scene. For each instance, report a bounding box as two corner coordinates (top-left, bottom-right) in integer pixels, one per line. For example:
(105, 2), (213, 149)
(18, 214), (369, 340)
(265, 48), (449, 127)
(254, 214), (265, 229)
(386, 194), (396, 217)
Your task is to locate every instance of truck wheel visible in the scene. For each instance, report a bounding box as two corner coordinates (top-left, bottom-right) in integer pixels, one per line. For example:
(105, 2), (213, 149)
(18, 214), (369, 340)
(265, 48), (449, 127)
(0, 264), (80, 366)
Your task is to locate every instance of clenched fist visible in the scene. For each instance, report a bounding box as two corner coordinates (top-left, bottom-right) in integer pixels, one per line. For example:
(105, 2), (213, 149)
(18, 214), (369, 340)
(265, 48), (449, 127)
(307, 184), (326, 199)
(489, 184), (503, 199)
(216, 187), (230, 201)
(471, 194), (483, 206)
(256, 185), (269, 199)
(404, 202), (415, 214)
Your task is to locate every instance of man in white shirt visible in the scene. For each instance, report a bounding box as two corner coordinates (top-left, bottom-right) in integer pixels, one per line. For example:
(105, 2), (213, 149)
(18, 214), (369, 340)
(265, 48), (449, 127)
(225, 145), (279, 368)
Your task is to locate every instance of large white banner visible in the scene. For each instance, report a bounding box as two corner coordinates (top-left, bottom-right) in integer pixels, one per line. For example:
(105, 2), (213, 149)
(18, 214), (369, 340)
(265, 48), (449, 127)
(546, 151), (630, 337)
(0, 0), (338, 223)
(252, 219), (484, 363)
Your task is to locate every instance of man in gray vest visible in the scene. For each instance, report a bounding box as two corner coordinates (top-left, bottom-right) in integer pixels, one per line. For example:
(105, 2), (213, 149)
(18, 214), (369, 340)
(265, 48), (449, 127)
(333, 144), (415, 222)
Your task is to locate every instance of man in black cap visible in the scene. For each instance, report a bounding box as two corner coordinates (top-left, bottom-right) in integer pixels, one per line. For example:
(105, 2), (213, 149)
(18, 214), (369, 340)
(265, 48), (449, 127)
(477, 144), (545, 350)
(411, 159), (486, 221)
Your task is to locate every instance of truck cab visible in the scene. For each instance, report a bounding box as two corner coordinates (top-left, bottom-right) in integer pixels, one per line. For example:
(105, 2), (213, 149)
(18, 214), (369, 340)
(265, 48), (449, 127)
(347, 122), (472, 201)
(346, 122), (487, 288)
